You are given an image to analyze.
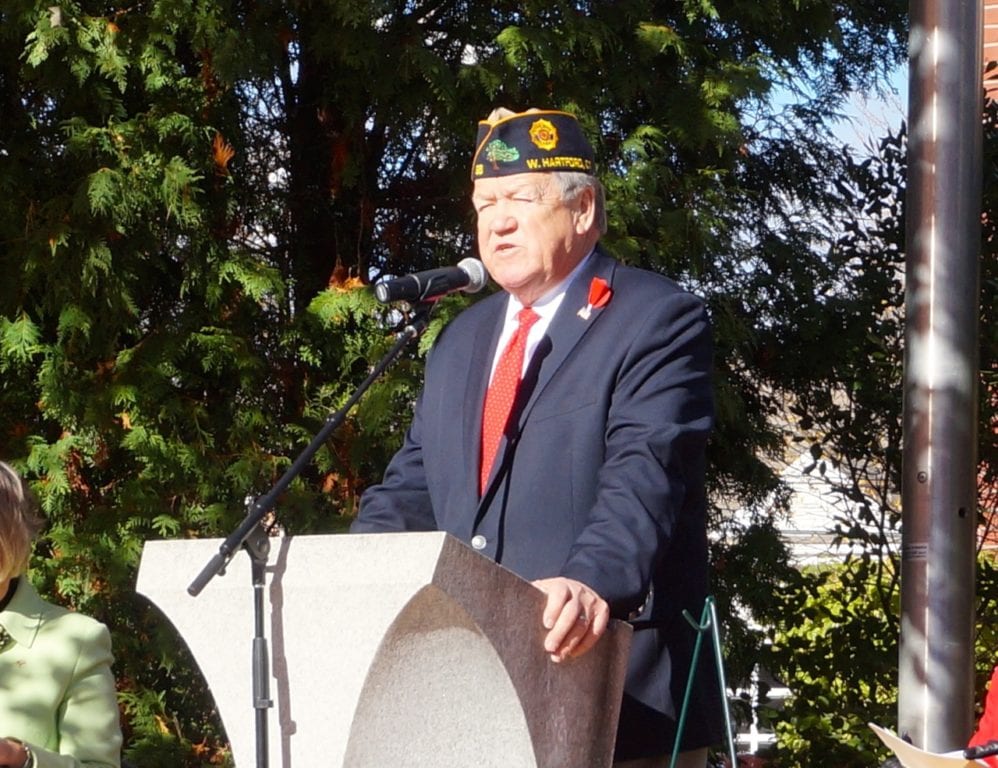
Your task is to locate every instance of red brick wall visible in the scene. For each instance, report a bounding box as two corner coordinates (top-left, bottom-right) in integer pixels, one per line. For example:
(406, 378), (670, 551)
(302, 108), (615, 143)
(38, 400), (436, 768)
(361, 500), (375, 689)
(987, 1), (998, 97)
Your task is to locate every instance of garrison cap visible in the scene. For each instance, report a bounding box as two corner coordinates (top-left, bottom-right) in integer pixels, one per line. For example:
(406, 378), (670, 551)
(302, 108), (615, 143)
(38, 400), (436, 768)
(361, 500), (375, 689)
(471, 109), (595, 180)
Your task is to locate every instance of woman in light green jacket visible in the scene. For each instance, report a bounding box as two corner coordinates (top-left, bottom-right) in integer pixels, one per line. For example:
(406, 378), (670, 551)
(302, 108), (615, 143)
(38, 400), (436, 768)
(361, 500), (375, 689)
(0, 461), (121, 768)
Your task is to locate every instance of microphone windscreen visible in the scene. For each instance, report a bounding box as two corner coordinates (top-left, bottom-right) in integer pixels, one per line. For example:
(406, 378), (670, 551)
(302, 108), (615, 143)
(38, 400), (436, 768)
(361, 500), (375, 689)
(458, 257), (489, 293)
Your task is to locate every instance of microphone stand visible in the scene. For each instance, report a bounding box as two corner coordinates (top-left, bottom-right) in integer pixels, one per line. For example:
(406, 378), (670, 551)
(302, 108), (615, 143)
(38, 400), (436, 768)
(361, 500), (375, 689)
(186, 301), (436, 768)
(965, 741), (998, 760)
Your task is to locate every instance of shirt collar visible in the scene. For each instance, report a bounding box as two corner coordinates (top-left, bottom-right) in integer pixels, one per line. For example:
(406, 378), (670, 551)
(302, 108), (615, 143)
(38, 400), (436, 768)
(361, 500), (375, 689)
(504, 248), (595, 320)
(0, 578), (45, 648)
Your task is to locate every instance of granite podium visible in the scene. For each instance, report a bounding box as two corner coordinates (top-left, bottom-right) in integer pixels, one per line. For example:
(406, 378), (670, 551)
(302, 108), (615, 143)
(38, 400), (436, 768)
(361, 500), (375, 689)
(136, 532), (633, 767)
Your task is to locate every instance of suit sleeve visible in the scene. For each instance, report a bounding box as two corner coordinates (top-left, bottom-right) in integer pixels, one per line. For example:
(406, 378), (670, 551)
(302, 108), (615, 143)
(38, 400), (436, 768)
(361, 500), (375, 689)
(558, 291), (713, 615)
(351, 388), (438, 533)
(30, 620), (122, 768)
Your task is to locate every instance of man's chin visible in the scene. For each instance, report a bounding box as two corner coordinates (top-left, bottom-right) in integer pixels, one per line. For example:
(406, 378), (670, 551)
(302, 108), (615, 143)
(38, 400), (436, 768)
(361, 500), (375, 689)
(493, 276), (541, 303)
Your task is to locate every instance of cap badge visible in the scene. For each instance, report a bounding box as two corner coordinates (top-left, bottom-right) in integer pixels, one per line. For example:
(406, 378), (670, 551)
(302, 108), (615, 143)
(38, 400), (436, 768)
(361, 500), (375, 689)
(529, 119), (559, 151)
(484, 139), (520, 170)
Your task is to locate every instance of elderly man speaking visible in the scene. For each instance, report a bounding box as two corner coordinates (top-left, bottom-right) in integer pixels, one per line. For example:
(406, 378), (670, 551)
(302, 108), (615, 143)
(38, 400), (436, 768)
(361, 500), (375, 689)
(353, 107), (722, 767)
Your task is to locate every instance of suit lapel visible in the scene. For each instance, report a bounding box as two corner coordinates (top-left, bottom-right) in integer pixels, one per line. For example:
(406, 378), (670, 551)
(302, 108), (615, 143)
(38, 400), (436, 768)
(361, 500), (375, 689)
(2, 579), (46, 648)
(516, 250), (616, 424)
(476, 249), (617, 505)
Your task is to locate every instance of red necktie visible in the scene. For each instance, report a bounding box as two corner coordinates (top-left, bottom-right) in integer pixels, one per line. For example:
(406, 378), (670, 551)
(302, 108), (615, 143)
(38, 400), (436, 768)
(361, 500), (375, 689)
(480, 307), (540, 494)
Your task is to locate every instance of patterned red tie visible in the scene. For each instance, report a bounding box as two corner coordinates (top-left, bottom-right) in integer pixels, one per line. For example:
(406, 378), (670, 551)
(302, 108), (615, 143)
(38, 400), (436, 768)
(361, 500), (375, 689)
(480, 307), (540, 494)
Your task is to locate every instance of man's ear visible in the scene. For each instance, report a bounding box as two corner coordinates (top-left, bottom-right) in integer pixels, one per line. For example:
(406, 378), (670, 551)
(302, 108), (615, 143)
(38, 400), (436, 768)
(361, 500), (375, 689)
(573, 186), (597, 234)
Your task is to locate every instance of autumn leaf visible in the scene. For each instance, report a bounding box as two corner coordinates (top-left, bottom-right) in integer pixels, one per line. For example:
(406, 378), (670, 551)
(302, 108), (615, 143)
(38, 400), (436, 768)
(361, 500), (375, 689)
(212, 133), (235, 175)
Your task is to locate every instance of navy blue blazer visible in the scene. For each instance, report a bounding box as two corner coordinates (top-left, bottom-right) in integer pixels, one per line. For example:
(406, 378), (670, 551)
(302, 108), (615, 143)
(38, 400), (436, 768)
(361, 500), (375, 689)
(354, 248), (722, 759)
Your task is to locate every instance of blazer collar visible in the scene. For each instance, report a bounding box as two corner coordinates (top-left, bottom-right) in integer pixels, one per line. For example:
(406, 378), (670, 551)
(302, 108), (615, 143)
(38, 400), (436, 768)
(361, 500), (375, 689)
(517, 247), (616, 419)
(0, 578), (48, 648)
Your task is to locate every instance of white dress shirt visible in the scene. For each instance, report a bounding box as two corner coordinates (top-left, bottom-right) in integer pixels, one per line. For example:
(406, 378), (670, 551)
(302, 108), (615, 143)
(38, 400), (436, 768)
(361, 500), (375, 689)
(487, 250), (595, 383)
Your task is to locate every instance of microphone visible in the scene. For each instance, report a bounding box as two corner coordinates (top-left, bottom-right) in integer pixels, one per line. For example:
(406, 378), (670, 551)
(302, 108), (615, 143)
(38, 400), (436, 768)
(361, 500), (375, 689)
(374, 258), (488, 303)
(965, 741), (998, 760)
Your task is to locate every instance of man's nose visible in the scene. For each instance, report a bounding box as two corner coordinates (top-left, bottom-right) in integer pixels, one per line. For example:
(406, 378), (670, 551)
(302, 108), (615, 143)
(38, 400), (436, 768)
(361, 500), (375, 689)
(489, 212), (517, 233)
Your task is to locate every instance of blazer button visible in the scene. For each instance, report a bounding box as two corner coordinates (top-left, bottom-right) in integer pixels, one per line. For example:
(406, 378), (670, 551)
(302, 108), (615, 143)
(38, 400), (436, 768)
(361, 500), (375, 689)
(470, 534), (487, 550)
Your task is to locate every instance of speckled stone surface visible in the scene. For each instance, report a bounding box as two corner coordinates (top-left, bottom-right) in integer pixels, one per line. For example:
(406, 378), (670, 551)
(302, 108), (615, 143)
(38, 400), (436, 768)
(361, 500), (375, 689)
(137, 531), (632, 767)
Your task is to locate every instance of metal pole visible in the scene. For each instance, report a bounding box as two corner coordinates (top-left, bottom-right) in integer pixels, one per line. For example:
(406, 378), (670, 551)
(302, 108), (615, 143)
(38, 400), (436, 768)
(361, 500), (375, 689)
(900, 0), (983, 751)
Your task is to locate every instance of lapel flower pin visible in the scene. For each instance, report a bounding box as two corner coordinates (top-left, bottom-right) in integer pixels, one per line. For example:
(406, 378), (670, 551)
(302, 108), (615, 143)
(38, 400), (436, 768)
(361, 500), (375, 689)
(577, 276), (612, 320)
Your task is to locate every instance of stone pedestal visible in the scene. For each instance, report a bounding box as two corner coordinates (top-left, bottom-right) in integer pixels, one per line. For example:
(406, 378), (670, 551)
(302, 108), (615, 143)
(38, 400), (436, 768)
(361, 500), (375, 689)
(137, 532), (632, 767)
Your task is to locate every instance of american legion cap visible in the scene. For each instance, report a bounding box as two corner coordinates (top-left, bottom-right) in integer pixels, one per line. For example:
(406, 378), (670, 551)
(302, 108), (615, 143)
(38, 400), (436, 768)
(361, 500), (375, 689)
(471, 109), (595, 180)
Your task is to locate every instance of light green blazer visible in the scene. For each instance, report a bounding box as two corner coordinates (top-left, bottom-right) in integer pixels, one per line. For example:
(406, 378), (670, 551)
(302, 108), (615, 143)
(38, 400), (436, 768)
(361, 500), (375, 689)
(0, 579), (122, 768)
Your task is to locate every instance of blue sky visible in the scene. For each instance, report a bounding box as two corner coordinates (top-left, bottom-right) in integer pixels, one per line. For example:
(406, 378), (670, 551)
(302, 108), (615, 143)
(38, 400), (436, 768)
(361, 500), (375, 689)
(830, 64), (908, 152)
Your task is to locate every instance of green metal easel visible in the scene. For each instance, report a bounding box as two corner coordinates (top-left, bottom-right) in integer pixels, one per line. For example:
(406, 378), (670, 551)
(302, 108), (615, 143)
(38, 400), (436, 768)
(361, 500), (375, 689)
(669, 595), (739, 768)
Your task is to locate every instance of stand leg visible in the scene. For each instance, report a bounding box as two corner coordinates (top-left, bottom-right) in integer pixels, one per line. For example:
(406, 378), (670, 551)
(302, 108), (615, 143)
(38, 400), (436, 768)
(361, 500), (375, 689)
(673, 597), (738, 768)
(245, 520), (273, 768)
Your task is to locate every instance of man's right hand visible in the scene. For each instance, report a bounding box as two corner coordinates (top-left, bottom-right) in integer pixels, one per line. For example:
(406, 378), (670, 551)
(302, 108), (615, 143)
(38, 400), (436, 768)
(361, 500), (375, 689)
(531, 576), (610, 663)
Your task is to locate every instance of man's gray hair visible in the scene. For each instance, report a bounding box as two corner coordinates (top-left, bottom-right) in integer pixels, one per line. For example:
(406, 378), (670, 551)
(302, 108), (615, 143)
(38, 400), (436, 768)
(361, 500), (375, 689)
(549, 171), (608, 235)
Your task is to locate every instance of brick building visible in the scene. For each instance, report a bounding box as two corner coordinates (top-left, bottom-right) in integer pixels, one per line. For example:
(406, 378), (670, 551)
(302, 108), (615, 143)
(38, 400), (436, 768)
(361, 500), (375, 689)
(988, 1), (998, 96)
